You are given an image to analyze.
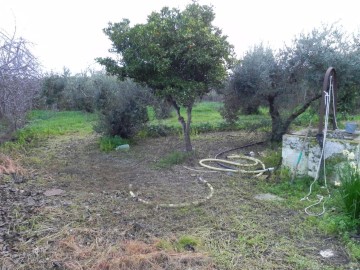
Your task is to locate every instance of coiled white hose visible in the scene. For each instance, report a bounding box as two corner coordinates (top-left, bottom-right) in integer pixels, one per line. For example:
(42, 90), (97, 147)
(199, 155), (274, 177)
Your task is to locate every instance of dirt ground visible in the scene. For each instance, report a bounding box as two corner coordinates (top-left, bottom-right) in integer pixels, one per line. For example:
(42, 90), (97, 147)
(0, 131), (358, 269)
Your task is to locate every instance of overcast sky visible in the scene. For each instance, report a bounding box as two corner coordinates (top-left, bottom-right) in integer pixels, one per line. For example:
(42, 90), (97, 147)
(1, 0), (359, 74)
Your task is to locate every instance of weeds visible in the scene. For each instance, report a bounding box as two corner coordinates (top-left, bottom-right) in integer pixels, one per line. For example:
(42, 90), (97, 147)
(156, 151), (194, 168)
(99, 136), (129, 152)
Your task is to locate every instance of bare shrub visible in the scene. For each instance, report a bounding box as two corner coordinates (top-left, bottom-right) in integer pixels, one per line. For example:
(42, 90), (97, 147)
(0, 30), (41, 131)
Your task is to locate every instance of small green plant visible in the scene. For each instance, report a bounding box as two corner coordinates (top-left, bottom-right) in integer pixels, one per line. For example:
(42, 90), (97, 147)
(176, 235), (200, 251)
(261, 147), (282, 168)
(155, 236), (201, 253)
(156, 151), (193, 168)
(337, 150), (360, 221)
(319, 212), (358, 235)
(99, 136), (128, 152)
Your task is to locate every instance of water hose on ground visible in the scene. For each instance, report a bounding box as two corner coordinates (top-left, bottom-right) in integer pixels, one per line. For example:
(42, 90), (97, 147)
(129, 177), (214, 208)
(214, 141), (265, 170)
(129, 141), (271, 207)
(199, 155), (274, 177)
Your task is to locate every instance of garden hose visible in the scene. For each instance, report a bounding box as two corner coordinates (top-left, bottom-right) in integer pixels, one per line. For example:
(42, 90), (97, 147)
(214, 141), (265, 170)
(199, 155), (274, 177)
(129, 141), (271, 207)
(129, 177), (214, 208)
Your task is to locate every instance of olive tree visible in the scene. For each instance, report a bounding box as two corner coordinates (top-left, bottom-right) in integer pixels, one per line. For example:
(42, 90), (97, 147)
(97, 2), (234, 151)
(223, 25), (351, 142)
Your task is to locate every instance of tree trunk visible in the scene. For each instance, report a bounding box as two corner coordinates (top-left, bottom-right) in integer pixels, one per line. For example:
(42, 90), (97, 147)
(170, 99), (193, 152)
(184, 106), (193, 151)
(268, 93), (322, 142)
(268, 95), (285, 142)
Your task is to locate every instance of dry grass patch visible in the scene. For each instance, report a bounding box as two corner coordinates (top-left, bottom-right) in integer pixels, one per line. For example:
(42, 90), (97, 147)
(0, 154), (25, 175)
(51, 232), (214, 270)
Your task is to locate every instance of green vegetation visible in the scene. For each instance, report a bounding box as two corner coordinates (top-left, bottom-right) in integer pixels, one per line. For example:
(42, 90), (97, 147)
(259, 157), (360, 261)
(99, 136), (129, 152)
(145, 101), (271, 137)
(97, 2), (234, 151)
(338, 165), (360, 220)
(149, 102), (223, 125)
(223, 25), (360, 142)
(94, 79), (149, 139)
(156, 150), (194, 169)
(1, 105), (360, 268)
(155, 235), (201, 252)
(2, 106), (360, 258)
(176, 235), (200, 251)
(16, 110), (96, 146)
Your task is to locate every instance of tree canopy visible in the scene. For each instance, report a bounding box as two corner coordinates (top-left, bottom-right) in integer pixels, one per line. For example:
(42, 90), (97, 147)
(223, 24), (360, 142)
(97, 2), (234, 151)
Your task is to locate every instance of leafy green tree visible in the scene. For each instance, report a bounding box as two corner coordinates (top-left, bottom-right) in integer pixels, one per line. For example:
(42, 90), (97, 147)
(97, 2), (234, 151)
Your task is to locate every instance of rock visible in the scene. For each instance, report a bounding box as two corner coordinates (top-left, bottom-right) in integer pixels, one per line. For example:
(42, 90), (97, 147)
(254, 193), (284, 201)
(320, 249), (335, 258)
(43, 188), (65, 197)
(12, 174), (25, 184)
(25, 197), (36, 206)
(116, 144), (130, 151)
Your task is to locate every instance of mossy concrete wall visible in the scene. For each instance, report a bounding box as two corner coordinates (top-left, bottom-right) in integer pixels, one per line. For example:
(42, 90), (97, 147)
(282, 130), (360, 177)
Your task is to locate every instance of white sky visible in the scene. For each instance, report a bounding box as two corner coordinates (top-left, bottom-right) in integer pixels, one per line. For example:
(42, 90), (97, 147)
(1, 0), (359, 74)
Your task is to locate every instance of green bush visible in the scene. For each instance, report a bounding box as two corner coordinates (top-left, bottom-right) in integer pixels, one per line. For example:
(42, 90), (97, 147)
(40, 71), (125, 113)
(143, 124), (179, 137)
(94, 79), (150, 139)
